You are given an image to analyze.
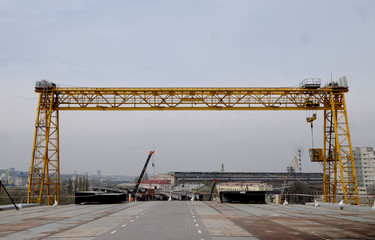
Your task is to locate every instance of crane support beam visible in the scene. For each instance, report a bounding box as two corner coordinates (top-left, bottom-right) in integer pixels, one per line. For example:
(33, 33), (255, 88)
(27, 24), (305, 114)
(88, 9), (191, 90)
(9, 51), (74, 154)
(28, 91), (60, 205)
(41, 87), (340, 111)
(323, 94), (358, 204)
(28, 83), (358, 205)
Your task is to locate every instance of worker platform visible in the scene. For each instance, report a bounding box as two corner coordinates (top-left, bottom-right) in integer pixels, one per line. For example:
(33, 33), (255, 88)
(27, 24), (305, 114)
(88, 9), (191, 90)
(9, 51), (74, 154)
(1, 202), (374, 239)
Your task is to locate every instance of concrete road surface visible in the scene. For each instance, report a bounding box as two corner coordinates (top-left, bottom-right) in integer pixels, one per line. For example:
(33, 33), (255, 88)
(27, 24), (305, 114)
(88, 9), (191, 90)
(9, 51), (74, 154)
(96, 201), (210, 240)
(1, 201), (375, 239)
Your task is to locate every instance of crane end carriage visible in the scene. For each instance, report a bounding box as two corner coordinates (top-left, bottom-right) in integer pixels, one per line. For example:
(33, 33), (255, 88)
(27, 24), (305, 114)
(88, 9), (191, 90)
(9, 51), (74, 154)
(35, 80), (56, 91)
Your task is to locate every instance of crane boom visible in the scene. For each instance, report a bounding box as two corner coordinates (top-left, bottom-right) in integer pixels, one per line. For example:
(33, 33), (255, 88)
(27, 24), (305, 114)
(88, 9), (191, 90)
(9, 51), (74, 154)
(279, 171), (294, 204)
(208, 179), (217, 201)
(130, 151), (155, 201)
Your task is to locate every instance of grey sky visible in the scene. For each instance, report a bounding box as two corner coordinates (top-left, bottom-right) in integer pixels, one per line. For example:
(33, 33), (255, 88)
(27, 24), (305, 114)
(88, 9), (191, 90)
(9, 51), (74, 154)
(0, 0), (374, 176)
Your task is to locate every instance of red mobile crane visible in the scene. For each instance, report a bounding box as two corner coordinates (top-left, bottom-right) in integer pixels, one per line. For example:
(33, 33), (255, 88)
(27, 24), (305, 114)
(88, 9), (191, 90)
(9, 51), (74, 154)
(208, 179), (217, 201)
(130, 151), (155, 202)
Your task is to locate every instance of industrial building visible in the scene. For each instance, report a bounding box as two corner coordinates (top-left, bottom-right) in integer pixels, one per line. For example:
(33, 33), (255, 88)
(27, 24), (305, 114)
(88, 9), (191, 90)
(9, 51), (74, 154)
(217, 182), (273, 203)
(139, 179), (172, 191)
(173, 183), (211, 193)
(217, 182), (273, 192)
(171, 171), (323, 189)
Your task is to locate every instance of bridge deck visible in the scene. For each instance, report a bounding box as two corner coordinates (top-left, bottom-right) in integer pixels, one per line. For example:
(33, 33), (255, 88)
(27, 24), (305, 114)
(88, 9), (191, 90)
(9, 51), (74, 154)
(1, 201), (374, 239)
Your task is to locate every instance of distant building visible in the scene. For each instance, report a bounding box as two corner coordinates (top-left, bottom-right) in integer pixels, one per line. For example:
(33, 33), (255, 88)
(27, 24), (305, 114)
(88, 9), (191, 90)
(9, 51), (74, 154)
(217, 182), (272, 204)
(217, 182), (273, 192)
(173, 184), (211, 193)
(139, 179), (172, 191)
(153, 174), (175, 186)
(0, 172), (7, 184)
(353, 147), (375, 195)
(14, 177), (28, 187)
(170, 172), (323, 189)
(0, 168), (28, 187)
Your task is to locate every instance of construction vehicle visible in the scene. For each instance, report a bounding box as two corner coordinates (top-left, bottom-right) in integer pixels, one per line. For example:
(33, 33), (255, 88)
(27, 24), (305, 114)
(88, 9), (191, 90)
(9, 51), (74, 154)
(130, 151), (155, 202)
(208, 179), (217, 201)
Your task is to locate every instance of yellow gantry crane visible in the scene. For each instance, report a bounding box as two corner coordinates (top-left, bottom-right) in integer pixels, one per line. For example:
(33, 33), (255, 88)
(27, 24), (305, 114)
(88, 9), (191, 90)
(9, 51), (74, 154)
(28, 78), (359, 205)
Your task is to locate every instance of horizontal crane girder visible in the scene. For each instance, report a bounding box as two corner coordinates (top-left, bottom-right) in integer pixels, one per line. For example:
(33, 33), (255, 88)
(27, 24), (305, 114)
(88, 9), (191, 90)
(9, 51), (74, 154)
(38, 87), (344, 111)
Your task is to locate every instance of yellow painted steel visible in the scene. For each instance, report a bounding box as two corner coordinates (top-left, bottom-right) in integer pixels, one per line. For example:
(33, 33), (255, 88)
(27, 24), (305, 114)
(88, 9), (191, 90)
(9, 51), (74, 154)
(51, 87), (331, 111)
(324, 94), (358, 204)
(324, 107), (337, 203)
(28, 90), (60, 205)
(28, 84), (359, 205)
(309, 148), (323, 162)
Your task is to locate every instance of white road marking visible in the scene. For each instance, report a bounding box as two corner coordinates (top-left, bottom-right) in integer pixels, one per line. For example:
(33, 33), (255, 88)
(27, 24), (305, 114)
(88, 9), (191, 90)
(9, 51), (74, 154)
(195, 224), (199, 227)
(198, 230), (202, 234)
(122, 224), (126, 227)
(193, 219), (197, 222)
(136, 216), (139, 218)
(130, 220), (134, 223)
(111, 231), (117, 235)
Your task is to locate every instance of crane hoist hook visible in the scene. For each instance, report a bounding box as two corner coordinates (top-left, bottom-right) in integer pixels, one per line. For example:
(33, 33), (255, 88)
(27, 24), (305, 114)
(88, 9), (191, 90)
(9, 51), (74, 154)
(306, 113), (317, 148)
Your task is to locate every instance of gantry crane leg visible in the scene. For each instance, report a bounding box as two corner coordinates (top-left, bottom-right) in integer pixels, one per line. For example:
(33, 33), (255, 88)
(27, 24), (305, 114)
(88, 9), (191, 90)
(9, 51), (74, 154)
(323, 93), (358, 205)
(27, 92), (60, 205)
(323, 109), (338, 203)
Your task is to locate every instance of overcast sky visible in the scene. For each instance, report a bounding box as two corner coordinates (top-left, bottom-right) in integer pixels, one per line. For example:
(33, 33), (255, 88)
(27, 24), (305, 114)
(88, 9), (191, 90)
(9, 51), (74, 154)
(1, 0), (374, 176)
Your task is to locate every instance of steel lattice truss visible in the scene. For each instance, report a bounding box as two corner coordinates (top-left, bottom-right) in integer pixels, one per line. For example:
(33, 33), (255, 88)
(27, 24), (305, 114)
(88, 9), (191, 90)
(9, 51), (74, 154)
(54, 88), (328, 111)
(28, 85), (359, 205)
